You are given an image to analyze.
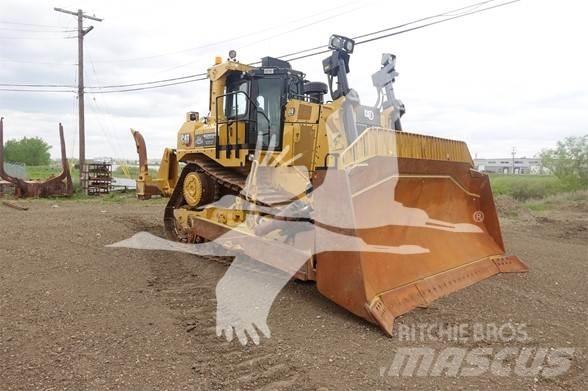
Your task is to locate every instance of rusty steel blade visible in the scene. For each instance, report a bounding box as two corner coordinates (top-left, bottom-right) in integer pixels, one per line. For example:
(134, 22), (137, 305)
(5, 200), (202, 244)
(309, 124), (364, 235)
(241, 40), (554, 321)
(313, 156), (528, 335)
(0, 118), (73, 198)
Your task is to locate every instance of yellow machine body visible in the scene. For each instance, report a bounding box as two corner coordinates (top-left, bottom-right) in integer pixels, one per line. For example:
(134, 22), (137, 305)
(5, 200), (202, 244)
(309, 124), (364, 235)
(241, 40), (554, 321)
(135, 41), (527, 335)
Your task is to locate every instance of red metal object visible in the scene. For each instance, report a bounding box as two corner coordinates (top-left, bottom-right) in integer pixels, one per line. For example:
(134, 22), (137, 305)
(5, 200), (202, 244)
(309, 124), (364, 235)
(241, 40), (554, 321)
(0, 117), (73, 198)
(312, 156), (528, 335)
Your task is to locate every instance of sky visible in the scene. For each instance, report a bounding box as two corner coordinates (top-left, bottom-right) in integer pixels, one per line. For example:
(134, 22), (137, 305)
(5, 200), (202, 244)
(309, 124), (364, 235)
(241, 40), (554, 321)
(0, 0), (586, 160)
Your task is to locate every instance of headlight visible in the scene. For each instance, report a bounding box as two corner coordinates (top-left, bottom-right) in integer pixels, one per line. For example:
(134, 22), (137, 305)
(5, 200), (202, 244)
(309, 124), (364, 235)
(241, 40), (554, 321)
(381, 53), (396, 67)
(329, 34), (355, 54)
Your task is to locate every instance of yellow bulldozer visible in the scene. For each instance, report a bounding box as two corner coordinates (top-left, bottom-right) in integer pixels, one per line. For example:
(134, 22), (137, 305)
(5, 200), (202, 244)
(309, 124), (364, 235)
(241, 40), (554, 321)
(132, 34), (527, 336)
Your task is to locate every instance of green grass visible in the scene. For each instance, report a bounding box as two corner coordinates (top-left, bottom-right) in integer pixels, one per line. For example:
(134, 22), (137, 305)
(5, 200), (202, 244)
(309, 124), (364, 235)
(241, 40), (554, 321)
(26, 164), (157, 181)
(524, 190), (588, 212)
(26, 165), (71, 180)
(489, 175), (577, 201)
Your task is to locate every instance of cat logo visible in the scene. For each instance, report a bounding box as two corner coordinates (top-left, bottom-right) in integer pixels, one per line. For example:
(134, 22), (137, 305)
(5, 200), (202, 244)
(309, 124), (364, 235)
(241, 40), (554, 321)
(364, 109), (375, 121)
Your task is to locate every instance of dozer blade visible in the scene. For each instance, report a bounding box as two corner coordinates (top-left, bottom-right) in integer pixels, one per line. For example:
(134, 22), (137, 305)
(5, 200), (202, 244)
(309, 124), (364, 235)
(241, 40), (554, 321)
(312, 129), (527, 336)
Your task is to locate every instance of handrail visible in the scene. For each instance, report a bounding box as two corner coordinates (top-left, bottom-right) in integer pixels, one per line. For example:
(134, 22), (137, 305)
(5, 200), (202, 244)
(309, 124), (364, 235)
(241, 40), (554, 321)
(214, 90), (271, 159)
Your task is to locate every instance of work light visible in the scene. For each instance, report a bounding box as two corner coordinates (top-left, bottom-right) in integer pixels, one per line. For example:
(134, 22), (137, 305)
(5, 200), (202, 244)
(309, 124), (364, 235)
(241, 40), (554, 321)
(381, 53), (396, 67)
(328, 34), (355, 53)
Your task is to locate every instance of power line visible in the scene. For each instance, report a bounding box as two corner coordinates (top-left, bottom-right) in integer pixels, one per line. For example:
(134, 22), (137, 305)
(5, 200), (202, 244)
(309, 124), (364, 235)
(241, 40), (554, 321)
(0, 27), (76, 33)
(89, 0), (521, 93)
(355, 0), (521, 45)
(279, 0), (520, 64)
(272, 0), (495, 62)
(163, 1), (371, 74)
(89, 0), (365, 64)
(0, 83), (75, 88)
(87, 77), (208, 94)
(0, 88), (75, 93)
(0, 0), (520, 94)
(0, 19), (69, 28)
(0, 76), (214, 89)
(352, 0), (494, 40)
(0, 59), (75, 66)
(90, 0), (521, 93)
(0, 35), (70, 40)
(85, 72), (207, 89)
(0, 0), (508, 89)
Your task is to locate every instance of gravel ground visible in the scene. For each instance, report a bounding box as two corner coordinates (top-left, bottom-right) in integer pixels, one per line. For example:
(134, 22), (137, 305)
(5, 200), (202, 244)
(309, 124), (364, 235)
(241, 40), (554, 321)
(0, 196), (586, 390)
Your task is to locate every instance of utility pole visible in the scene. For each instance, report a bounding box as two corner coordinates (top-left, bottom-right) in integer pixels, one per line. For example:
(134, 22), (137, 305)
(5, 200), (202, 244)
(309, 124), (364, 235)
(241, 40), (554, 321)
(54, 7), (102, 192)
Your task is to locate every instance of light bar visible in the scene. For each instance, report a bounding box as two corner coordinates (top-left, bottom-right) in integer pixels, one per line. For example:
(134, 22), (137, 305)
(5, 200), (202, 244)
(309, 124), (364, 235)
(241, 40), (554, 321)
(328, 34), (355, 54)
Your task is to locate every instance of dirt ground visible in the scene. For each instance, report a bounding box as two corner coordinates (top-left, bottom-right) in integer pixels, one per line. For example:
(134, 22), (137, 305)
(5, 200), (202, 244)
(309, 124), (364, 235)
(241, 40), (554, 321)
(0, 196), (586, 390)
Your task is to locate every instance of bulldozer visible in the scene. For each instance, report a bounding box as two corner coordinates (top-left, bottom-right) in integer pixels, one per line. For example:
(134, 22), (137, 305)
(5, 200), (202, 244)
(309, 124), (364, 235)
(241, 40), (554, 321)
(138, 34), (528, 336)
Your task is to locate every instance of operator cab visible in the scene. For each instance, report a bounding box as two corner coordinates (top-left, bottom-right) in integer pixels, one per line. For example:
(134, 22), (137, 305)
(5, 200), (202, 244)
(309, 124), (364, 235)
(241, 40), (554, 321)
(222, 57), (305, 151)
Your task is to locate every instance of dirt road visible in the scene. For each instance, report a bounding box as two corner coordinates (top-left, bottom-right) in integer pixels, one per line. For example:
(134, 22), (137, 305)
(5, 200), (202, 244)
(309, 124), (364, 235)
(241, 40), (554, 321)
(0, 196), (586, 390)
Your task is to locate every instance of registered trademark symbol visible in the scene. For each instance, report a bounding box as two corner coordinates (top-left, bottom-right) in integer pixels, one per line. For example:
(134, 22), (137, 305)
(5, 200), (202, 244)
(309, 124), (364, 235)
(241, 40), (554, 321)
(473, 211), (485, 223)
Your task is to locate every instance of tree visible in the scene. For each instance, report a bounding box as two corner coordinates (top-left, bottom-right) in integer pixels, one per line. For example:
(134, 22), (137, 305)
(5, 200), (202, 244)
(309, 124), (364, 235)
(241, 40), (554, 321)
(3, 137), (51, 166)
(540, 135), (588, 189)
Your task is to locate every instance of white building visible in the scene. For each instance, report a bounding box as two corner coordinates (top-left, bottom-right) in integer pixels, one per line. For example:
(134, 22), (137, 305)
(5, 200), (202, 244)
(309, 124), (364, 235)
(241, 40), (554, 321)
(474, 158), (547, 175)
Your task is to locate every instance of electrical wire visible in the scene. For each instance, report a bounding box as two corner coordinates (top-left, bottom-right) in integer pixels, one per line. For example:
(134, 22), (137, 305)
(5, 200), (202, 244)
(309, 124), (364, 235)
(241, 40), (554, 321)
(89, 0), (364, 64)
(84, 72), (207, 89)
(0, 83), (75, 88)
(0, 0), (520, 94)
(0, 35), (70, 40)
(0, 88), (76, 93)
(279, 0), (521, 63)
(0, 59), (75, 66)
(352, 0), (495, 40)
(89, 0), (520, 93)
(86, 54), (131, 162)
(87, 77), (208, 94)
(0, 20), (69, 28)
(264, 0), (498, 62)
(355, 0), (521, 45)
(163, 0), (372, 74)
(0, 27), (77, 33)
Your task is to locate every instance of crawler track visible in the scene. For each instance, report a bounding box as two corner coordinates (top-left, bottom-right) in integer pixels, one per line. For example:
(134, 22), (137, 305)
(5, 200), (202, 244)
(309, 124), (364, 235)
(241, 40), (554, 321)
(164, 155), (248, 242)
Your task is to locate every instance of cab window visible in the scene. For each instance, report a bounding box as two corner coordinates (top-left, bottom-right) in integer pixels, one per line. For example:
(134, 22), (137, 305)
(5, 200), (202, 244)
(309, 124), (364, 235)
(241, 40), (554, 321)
(225, 75), (249, 118)
(256, 78), (283, 149)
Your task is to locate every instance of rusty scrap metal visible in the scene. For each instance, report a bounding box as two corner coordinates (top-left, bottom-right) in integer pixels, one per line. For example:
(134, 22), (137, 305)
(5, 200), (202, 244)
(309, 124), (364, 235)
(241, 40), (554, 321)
(0, 117), (74, 198)
(2, 201), (29, 211)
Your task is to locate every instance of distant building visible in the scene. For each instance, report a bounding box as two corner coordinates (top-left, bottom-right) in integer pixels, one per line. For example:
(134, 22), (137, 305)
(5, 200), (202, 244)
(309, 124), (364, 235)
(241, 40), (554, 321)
(475, 158), (547, 175)
(91, 157), (115, 164)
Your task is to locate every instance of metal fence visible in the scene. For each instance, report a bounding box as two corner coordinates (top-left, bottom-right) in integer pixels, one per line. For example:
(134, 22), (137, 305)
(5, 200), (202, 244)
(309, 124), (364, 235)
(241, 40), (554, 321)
(3, 162), (27, 179)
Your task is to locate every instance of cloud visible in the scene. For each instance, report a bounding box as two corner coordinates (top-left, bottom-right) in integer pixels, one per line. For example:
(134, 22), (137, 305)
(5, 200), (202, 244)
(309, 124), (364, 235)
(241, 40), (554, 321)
(0, 0), (587, 160)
